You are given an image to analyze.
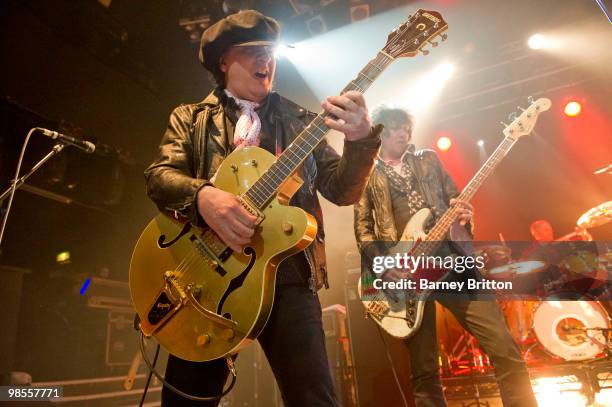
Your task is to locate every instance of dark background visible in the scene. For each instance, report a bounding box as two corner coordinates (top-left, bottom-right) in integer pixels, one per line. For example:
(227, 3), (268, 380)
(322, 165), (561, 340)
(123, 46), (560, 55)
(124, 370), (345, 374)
(0, 0), (610, 381)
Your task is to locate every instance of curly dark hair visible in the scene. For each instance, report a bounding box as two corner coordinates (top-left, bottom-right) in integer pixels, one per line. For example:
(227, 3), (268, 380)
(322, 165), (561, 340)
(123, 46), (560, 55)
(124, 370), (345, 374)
(371, 105), (414, 138)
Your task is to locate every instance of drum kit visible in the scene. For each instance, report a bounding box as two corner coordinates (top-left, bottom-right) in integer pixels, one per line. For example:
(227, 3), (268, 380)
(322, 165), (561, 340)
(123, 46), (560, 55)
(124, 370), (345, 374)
(439, 201), (612, 374)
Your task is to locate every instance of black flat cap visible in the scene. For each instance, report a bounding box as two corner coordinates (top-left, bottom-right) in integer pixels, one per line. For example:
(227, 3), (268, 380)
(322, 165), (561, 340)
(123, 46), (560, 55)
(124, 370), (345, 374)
(199, 10), (280, 80)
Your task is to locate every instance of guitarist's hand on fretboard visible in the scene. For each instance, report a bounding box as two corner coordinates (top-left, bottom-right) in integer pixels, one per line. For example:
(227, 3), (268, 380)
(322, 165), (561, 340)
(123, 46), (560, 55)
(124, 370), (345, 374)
(197, 185), (257, 252)
(321, 90), (372, 141)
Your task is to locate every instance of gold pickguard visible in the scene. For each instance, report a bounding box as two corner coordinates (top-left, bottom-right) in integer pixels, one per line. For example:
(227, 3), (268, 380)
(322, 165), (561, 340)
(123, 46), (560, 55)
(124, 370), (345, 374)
(129, 147), (317, 361)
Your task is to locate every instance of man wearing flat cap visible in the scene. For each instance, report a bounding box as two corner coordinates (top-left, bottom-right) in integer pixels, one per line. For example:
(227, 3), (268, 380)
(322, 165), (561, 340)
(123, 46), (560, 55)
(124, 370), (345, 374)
(145, 9), (381, 407)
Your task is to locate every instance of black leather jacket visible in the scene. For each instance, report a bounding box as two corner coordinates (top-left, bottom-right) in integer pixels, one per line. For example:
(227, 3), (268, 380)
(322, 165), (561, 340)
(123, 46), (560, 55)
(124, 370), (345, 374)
(145, 88), (381, 291)
(354, 147), (472, 263)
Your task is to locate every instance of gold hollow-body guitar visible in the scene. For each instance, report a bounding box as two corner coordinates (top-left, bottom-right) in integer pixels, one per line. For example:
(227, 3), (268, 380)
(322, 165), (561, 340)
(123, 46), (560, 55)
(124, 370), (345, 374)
(129, 9), (449, 362)
(359, 97), (552, 338)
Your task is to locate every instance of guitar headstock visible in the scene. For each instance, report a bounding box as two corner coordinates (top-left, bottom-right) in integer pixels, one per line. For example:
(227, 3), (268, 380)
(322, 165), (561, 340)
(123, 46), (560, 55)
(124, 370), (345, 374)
(503, 97), (552, 139)
(383, 10), (448, 58)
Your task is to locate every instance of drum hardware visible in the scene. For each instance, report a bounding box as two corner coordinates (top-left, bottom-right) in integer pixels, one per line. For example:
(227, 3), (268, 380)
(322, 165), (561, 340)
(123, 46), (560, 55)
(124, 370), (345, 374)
(554, 227), (593, 242)
(487, 261), (547, 280)
(475, 244), (512, 273)
(577, 201), (612, 230)
(593, 163), (612, 175)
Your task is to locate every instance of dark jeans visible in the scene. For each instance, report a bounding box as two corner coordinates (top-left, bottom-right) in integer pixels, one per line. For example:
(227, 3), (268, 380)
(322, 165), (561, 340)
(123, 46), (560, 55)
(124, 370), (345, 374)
(406, 300), (538, 407)
(162, 284), (338, 407)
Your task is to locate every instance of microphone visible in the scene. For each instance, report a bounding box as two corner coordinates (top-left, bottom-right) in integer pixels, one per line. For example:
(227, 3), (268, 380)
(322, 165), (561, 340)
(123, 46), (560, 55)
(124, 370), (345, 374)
(38, 128), (96, 153)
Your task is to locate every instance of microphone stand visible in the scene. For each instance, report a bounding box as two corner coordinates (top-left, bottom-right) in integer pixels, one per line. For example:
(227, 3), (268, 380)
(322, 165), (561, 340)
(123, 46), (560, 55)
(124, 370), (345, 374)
(0, 135), (67, 247)
(0, 143), (66, 204)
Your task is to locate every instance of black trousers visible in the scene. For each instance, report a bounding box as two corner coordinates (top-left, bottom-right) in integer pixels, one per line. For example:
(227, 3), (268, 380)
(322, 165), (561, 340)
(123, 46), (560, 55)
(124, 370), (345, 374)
(161, 284), (338, 406)
(406, 299), (538, 407)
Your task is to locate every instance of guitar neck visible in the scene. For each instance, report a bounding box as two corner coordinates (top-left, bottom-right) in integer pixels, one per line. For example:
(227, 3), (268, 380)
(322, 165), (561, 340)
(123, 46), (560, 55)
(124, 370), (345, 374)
(243, 51), (395, 209)
(425, 136), (518, 243)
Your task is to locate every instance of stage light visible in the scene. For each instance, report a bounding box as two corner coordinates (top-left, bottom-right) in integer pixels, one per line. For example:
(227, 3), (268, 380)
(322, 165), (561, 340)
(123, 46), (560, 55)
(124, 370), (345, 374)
(564, 101), (582, 117)
(437, 136), (452, 151)
(438, 62), (456, 78)
(350, 4), (370, 22)
(477, 140), (484, 147)
(56, 251), (71, 265)
(274, 44), (293, 59)
(532, 376), (586, 407)
(306, 15), (327, 36)
(528, 33), (548, 50)
(401, 62), (456, 114)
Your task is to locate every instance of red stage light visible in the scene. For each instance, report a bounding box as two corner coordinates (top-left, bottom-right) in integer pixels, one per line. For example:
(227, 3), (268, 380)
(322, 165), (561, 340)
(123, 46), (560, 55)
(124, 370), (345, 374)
(564, 101), (582, 117)
(437, 136), (452, 151)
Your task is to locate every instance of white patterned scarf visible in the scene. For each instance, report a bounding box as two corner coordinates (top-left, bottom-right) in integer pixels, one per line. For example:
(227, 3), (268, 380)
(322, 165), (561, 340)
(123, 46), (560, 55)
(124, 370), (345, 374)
(224, 89), (261, 149)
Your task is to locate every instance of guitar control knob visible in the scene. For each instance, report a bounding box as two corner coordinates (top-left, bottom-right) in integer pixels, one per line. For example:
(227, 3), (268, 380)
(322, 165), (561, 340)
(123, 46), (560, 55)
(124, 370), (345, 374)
(231, 165), (238, 173)
(197, 334), (210, 347)
(282, 222), (293, 234)
(251, 159), (258, 167)
(220, 328), (235, 341)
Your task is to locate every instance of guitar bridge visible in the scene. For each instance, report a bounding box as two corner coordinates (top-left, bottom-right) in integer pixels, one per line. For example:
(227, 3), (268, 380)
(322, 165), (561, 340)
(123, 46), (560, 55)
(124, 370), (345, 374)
(139, 271), (186, 337)
(138, 271), (238, 338)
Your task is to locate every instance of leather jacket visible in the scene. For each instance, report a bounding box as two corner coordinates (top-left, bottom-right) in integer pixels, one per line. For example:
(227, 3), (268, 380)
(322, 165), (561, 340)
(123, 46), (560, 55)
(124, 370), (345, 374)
(145, 88), (381, 291)
(354, 147), (473, 264)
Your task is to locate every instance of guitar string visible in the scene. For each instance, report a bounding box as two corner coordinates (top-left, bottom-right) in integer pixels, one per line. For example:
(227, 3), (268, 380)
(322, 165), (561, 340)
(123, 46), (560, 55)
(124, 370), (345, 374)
(167, 19), (424, 294)
(172, 55), (393, 282)
(245, 53), (391, 208)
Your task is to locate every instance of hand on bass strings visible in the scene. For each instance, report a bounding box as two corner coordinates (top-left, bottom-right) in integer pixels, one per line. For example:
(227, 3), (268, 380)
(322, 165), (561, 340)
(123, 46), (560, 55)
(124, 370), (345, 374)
(450, 198), (474, 226)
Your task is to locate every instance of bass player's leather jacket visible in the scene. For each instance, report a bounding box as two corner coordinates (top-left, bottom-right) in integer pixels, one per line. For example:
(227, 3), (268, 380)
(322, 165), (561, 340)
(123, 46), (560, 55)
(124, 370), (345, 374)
(145, 88), (381, 291)
(354, 147), (473, 266)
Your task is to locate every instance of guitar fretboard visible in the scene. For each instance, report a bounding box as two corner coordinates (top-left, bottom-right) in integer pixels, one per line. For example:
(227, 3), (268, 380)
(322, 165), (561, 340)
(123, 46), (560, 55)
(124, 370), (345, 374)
(416, 136), (518, 255)
(243, 51), (394, 209)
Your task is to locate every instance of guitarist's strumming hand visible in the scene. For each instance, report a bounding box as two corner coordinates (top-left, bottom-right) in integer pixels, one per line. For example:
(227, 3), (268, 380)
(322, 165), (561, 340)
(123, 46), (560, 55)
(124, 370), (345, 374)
(321, 91), (372, 141)
(197, 186), (257, 253)
(450, 198), (474, 226)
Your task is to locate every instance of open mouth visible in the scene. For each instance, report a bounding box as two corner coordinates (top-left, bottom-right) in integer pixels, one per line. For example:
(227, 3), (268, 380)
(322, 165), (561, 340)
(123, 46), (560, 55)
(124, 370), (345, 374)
(254, 70), (268, 79)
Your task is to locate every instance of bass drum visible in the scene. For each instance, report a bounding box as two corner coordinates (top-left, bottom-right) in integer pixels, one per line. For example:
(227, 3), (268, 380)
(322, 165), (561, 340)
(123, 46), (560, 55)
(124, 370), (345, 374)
(532, 300), (610, 361)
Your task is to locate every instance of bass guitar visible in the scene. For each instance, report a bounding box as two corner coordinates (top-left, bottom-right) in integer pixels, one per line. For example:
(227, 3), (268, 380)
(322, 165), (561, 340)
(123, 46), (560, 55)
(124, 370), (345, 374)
(359, 97), (552, 338)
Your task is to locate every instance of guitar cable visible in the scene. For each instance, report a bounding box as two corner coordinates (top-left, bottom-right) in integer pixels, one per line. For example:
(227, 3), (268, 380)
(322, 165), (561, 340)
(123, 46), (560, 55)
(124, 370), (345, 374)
(138, 331), (237, 404)
(375, 325), (410, 407)
(138, 341), (159, 407)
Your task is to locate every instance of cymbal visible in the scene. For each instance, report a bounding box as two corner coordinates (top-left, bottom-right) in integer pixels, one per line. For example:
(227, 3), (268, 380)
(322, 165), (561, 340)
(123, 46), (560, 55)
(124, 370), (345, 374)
(577, 201), (612, 229)
(488, 261), (547, 279)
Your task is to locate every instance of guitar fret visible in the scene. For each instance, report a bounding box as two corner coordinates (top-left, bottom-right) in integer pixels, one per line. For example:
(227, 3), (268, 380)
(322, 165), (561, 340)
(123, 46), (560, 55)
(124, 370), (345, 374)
(350, 81), (364, 92)
(293, 141), (309, 155)
(242, 51), (393, 209)
(424, 136), (520, 245)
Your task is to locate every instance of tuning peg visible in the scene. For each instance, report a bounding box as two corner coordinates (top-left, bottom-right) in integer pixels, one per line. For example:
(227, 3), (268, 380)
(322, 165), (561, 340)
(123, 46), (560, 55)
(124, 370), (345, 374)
(500, 121), (509, 128)
(441, 34), (448, 41)
(429, 40), (439, 47)
(421, 49), (430, 56)
(508, 112), (517, 121)
(517, 106), (526, 112)
(527, 96), (534, 104)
